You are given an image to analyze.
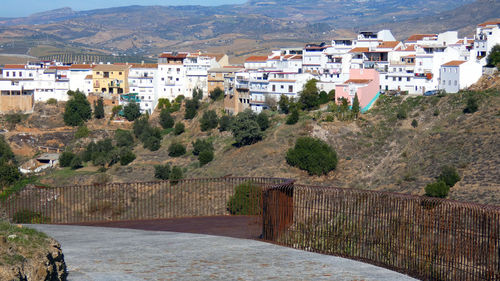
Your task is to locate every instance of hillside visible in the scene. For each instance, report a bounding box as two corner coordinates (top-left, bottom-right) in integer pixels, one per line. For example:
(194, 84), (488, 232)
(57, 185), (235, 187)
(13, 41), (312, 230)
(0, 0), (491, 62)
(2, 78), (499, 206)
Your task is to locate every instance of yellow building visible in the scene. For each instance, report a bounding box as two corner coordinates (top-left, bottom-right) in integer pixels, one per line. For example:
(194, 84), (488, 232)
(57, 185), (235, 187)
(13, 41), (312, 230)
(92, 64), (131, 96)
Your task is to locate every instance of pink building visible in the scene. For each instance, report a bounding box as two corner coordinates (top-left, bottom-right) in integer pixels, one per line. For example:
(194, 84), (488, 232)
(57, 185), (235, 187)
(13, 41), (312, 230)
(335, 68), (380, 112)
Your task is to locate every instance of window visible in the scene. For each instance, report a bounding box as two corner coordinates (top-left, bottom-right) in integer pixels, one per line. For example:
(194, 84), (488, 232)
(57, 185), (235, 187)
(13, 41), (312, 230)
(119, 72), (122, 75)
(443, 80), (446, 85)
(281, 85), (284, 89)
(5, 72), (9, 77)
(289, 85), (293, 93)
(448, 80), (451, 86)
(454, 80), (457, 86)
(393, 77), (396, 81)
(407, 77), (410, 82)
(19, 72), (22, 77)
(385, 75), (388, 80)
(272, 85), (276, 92)
(398, 77), (402, 81)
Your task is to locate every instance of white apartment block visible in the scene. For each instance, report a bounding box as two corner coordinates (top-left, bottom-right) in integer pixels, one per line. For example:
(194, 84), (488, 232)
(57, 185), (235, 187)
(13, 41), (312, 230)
(127, 63), (158, 114)
(439, 60), (483, 93)
(474, 21), (500, 64)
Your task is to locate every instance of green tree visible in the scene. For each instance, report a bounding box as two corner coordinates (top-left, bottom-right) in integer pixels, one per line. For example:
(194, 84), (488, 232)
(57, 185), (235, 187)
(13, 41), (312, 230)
(299, 79), (320, 110)
(209, 87), (224, 101)
(168, 143), (186, 157)
(198, 150), (214, 166)
(438, 166), (461, 187)
(463, 95), (478, 114)
(63, 90), (92, 126)
(184, 98), (200, 119)
(133, 116), (150, 138)
(318, 90), (329, 105)
(59, 152), (76, 167)
(486, 44), (500, 69)
(157, 98), (171, 110)
(192, 88), (203, 101)
(94, 98), (105, 119)
(123, 101), (141, 121)
(159, 109), (175, 129)
(119, 148), (136, 165)
(286, 137), (338, 176)
(411, 119), (418, 128)
(170, 166), (184, 183)
(352, 94), (360, 118)
(327, 89), (336, 101)
(70, 156), (83, 170)
(112, 105), (122, 118)
(227, 182), (261, 215)
(75, 125), (90, 139)
(192, 139), (214, 156)
(200, 110), (219, 131)
(256, 111), (270, 131)
(0, 135), (16, 164)
(114, 129), (134, 147)
(154, 164), (171, 180)
(286, 108), (299, 125)
(278, 94), (290, 114)
(218, 115), (233, 132)
(425, 181), (450, 198)
(174, 122), (185, 135)
(0, 136), (21, 191)
(230, 109), (263, 147)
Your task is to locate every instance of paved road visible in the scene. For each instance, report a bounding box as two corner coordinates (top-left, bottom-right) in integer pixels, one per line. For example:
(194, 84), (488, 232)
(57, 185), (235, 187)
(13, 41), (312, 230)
(30, 225), (417, 281)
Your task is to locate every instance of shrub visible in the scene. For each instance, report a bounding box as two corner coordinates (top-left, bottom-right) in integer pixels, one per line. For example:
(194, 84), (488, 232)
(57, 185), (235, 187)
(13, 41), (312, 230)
(411, 119), (418, 128)
(425, 181), (450, 198)
(159, 109), (175, 129)
(200, 110), (219, 131)
(114, 129), (134, 147)
(199, 150), (214, 166)
(133, 116), (149, 138)
(230, 110), (263, 147)
(63, 90), (92, 126)
(193, 88), (203, 101)
(256, 111), (270, 131)
(0, 164), (22, 190)
(352, 94), (360, 118)
(174, 122), (185, 135)
(209, 87), (224, 101)
(227, 182), (261, 215)
(93, 98), (105, 119)
(168, 143), (186, 157)
(119, 148), (136, 165)
(192, 139), (213, 156)
(75, 125), (90, 139)
(299, 79), (320, 110)
(12, 210), (50, 224)
(463, 95), (478, 114)
(111, 105), (122, 117)
(486, 44), (500, 69)
(170, 166), (183, 183)
(70, 156), (83, 170)
(278, 94), (290, 114)
(396, 107), (407, 120)
(59, 152), (76, 167)
(123, 101), (141, 121)
(438, 165), (460, 187)
(157, 98), (171, 110)
(142, 131), (161, 151)
(286, 108), (299, 125)
(184, 98), (199, 119)
(433, 109), (440, 116)
(286, 137), (338, 176)
(154, 164), (171, 180)
(219, 116), (233, 132)
(46, 98), (57, 105)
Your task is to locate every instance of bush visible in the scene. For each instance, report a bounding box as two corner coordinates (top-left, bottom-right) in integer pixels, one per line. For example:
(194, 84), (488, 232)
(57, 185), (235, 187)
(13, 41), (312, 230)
(59, 152), (76, 167)
(12, 210), (50, 224)
(157, 98), (171, 110)
(209, 87), (224, 101)
(184, 98), (200, 119)
(174, 122), (185, 135)
(200, 110), (219, 131)
(227, 182), (261, 215)
(119, 148), (136, 165)
(257, 111), (270, 131)
(486, 44), (500, 68)
(286, 137), (338, 176)
(0, 163), (22, 190)
(286, 108), (299, 125)
(230, 110), (263, 147)
(199, 150), (214, 166)
(411, 119), (418, 128)
(168, 143), (186, 157)
(299, 79), (320, 110)
(159, 109), (175, 129)
(63, 90), (92, 126)
(133, 116), (149, 138)
(154, 164), (171, 180)
(192, 139), (214, 156)
(75, 125), (90, 139)
(425, 181), (450, 198)
(218, 115), (233, 132)
(396, 107), (407, 120)
(112, 105), (122, 117)
(463, 95), (478, 114)
(278, 94), (290, 114)
(114, 129), (134, 147)
(123, 101), (141, 121)
(192, 88), (203, 101)
(438, 166), (460, 187)
(46, 98), (57, 105)
(93, 98), (105, 119)
(170, 166), (183, 183)
(70, 156), (83, 170)
(433, 109), (440, 116)
(142, 129), (162, 151)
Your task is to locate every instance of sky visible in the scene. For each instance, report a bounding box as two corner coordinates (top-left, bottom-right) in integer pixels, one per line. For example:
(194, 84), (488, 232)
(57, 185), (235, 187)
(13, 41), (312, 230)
(0, 0), (247, 18)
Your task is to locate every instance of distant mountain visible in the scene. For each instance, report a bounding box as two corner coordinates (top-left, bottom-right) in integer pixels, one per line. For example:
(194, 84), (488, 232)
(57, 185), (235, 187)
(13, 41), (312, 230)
(0, 0), (491, 60)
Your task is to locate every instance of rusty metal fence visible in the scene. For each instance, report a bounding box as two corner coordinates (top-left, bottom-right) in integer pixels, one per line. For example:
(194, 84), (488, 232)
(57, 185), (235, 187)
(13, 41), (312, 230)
(1, 177), (499, 280)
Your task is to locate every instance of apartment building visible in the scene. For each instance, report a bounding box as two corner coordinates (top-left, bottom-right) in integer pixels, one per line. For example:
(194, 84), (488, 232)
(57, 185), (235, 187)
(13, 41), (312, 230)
(439, 60), (483, 93)
(125, 63), (158, 114)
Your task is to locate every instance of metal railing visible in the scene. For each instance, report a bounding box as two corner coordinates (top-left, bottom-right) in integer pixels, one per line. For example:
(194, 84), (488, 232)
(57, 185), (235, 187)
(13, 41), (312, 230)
(1, 177), (498, 280)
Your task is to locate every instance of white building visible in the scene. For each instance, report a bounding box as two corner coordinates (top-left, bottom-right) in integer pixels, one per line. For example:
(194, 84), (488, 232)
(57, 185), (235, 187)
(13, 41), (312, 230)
(474, 21), (500, 64)
(157, 52), (188, 101)
(127, 63), (158, 114)
(69, 64), (93, 95)
(439, 60), (482, 93)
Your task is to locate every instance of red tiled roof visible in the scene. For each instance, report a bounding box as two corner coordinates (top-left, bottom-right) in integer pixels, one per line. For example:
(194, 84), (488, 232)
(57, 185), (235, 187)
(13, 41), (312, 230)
(478, 20), (500, 27)
(344, 79), (371, 84)
(130, 63), (158, 68)
(349, 47), (369, 53)
(245, 56), (268, 62)
(70, 64), (93, 69)
(3, 64), (26, 69)
(406, 34), (437, 41)
(289, 55), (302, 60)
(268, 56), (280, 60)
(395, 45), (416, 52)
(442, 60), (466, 67)
(378, 41), (401, 49)
(455, 39), (474, 45)
(159, 53), (188, 59)
(84, 75), (93, 79)
(49, 66), (71, 70)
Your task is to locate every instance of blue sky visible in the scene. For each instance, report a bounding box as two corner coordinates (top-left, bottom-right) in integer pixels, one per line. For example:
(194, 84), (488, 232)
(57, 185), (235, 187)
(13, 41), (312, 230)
(1, 0), (247, 17)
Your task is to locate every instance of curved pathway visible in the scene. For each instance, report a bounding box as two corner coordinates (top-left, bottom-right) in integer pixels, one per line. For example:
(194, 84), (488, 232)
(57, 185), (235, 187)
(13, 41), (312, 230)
(30, 225), (417, 281)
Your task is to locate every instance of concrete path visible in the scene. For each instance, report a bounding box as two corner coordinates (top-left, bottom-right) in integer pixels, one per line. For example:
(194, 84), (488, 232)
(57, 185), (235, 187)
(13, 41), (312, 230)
(29, 225), (417, 281)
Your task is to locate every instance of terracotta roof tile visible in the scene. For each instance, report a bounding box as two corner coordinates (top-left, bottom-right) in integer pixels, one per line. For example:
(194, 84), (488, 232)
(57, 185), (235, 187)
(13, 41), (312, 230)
(406, 34), (437, 41)
(478, 20), (500, 27)
(245, 56), (268, 62)
(344, 79), (371, 84)
(442, 60), (466, 67)
(70, 64), (93, 69)
(3, 64), (26, 69)
(349, 47), (369, 53)
(377, 41), (401, 49)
